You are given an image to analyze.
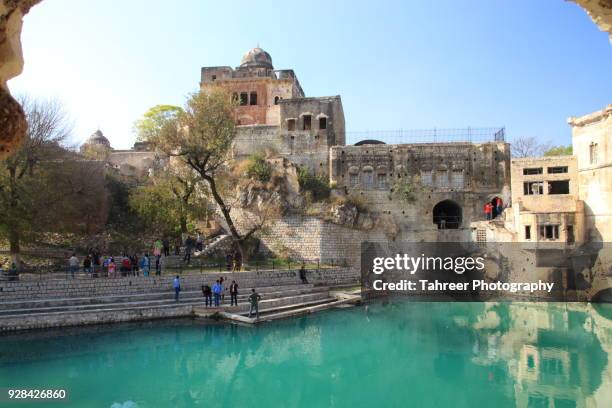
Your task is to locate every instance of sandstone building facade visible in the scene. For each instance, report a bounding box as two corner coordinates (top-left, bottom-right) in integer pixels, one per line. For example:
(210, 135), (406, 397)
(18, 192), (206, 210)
(569, 105), (612, 243)
(201, 48), (345, 176)
(508, 155), (584, 245)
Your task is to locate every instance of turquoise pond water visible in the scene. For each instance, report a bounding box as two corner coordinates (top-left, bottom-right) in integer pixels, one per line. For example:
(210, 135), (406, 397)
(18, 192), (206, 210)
(1, 301), (612, 407)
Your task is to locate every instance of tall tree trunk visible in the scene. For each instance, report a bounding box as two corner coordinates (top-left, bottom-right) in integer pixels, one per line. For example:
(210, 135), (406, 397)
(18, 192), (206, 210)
(202, 173), (245, 261)
(180, 216), (187, 234)
(179, 195), (189, 234)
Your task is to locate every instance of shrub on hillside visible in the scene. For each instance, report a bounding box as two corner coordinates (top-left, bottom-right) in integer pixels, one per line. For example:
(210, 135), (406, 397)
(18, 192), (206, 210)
(245, 153), (272, 183)
(297, 167), (330, 201)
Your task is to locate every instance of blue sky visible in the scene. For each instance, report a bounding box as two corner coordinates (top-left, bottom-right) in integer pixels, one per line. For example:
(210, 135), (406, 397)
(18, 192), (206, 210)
(9, 0), (612, 149)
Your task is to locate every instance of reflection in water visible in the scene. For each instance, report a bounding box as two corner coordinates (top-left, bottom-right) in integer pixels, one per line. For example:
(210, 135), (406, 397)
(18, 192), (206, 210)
(0, 302), (611, 407)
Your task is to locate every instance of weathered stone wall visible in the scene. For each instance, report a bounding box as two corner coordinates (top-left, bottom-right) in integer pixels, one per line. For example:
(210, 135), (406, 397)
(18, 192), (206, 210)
(570, 104), (612, 242)
(232, 96), (345, 176)
(249, 213), (473, 269)
(330, 141), (511, 230)
(233, 125), (283, 156)
(107, 150), (157, 177)
(255, 215), (376, 264)
(280, 96), (345, 175)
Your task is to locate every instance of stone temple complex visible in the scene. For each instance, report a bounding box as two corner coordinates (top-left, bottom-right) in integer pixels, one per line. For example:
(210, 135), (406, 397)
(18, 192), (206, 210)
(79, 48), (611, 275)
(201, 47), (345, 175)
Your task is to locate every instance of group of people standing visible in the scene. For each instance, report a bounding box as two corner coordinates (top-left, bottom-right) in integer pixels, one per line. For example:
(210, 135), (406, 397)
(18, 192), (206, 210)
(68, 248), (162, 278)
(199, 278), (261, 318)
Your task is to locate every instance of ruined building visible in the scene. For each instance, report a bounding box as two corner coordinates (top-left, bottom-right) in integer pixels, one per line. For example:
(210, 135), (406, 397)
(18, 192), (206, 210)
(200, 47), (345, 175)
(507, 155), (584, 245)
(80, 129), (159, 178)
(202, 49), (511, 242)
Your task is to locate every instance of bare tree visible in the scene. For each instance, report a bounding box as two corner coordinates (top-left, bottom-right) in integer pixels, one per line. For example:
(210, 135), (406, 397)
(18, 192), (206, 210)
(511, 136), (551, 158)
(0, 97), (72, 266)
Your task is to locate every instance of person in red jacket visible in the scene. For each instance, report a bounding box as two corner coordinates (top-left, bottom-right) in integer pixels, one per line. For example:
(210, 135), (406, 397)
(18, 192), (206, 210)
(484, 202), (493, 220)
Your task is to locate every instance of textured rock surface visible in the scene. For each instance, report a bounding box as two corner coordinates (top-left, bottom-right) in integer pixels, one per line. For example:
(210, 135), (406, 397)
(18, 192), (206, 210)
(0, 0), (40, 159)
(329, 203), (358, 226)
(572, 0), (612, 42)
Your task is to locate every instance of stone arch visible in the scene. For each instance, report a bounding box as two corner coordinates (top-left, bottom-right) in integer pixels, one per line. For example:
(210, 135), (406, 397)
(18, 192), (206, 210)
(433, 200), (462, 229)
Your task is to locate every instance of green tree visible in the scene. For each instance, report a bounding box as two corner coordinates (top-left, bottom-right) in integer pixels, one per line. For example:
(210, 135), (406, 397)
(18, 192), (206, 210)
(150, 89), (265, 259)
(130, 165), (209, 235)
(543, 145), (573, 156)
(133, 104), (183, 142)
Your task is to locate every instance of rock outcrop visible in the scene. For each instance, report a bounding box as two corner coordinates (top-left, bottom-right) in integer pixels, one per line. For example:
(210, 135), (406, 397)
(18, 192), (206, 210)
(329, 203), (358, 226)
(0, 0), (40, 159)
(572, 0), (612, 43)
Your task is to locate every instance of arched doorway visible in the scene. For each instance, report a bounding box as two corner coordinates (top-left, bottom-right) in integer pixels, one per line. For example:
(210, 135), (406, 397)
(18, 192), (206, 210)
(489, 196), (503, 219)
(433, 200), (462, 229)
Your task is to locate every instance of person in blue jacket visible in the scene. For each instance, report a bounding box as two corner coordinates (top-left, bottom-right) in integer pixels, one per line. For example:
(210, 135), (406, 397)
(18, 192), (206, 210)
(212, 280), (222, 307)
(140, 253), (150, 277)
(173, 276), (181, 302)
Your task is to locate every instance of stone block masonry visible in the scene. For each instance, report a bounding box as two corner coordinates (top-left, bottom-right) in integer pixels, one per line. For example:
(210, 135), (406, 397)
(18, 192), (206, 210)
(0, 268), (357, 301)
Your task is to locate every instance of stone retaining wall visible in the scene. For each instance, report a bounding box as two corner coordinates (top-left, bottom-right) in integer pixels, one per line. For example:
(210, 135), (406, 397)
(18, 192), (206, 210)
(1, 303), (196, 332)
(0, 268), (357, 301)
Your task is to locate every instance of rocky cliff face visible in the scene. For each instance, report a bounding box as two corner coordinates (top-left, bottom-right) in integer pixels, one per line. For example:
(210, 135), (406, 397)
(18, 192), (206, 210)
(572, 0), (612, 43)
(0, 0), (40, 159)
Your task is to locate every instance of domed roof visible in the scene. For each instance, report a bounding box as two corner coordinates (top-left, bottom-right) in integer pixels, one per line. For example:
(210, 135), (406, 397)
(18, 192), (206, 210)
(85, 130), (111, 147)
(240, 47), (273, 69)
(354, 139), (386, 146)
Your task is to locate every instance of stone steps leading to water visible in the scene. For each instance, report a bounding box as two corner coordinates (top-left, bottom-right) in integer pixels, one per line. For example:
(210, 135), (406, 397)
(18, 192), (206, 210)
(0, 283), (316, 310)
(0, 285), (328, 316)
(0, 288), (340, 332)
(0, 268), (358, 301)
(0, 267), (360, 332)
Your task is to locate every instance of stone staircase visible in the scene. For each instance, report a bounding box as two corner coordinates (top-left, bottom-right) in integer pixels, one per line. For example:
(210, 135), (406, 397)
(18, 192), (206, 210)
(0, 267), (359, 332)
(196, 234), (232, 257)
(164, 234), (232, 268)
